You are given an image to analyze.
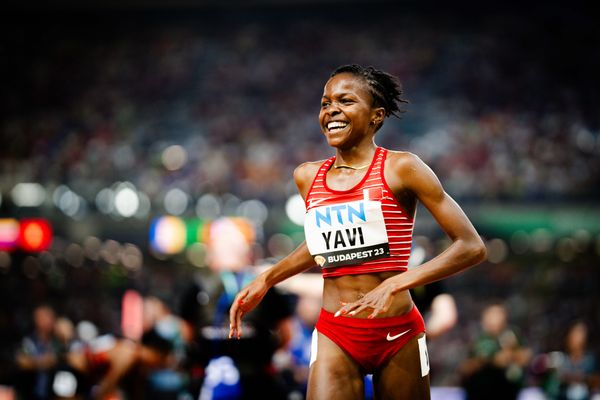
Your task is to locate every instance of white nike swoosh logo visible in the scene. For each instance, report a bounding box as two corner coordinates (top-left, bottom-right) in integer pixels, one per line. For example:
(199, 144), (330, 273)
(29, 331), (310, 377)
(308, 198), (328, 208)
(386, 329), (411, 341)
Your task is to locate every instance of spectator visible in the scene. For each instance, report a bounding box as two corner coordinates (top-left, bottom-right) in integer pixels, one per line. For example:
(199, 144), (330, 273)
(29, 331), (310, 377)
(197, 217), (294, 399)
(554, 321), (599, 400)
(14, 305), (59, 400)
(51, 316), (86, 399)
(141, 295), (192, 398)
(278, 293), (321, 397)
(461, 304), (532, 400)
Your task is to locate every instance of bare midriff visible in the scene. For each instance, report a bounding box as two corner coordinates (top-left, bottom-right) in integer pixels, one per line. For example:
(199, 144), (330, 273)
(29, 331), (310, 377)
(322, 270), (412, 318)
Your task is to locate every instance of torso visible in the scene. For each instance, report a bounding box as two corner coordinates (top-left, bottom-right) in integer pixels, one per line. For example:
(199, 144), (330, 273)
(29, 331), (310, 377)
(299, 147), (417, 318)
(322, 272), (413, 318)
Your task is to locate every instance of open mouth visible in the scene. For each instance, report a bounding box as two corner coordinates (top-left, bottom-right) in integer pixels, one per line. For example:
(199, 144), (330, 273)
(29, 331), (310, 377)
(326, 120), (349, 133)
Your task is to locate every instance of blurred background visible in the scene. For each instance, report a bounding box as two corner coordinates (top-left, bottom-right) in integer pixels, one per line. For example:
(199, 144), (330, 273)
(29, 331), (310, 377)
(0, 1), (598, 399)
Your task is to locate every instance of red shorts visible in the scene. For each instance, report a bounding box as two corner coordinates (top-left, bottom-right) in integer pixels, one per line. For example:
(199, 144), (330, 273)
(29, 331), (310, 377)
(314, 305), (425, 373)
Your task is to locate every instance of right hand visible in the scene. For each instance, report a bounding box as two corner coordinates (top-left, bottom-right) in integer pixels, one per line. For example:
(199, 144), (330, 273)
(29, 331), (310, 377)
(228, 277), (270, 339)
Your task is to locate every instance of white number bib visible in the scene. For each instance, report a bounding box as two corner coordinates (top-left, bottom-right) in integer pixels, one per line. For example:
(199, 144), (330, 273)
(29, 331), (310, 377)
(304, 199), (390, 268)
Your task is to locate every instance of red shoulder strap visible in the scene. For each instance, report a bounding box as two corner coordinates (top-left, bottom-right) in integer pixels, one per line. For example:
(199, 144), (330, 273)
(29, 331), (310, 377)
(304, 156), (335, 206)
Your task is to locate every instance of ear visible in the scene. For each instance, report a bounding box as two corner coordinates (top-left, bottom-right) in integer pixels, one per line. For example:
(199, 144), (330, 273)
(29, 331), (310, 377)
(371, 107), (386, 127)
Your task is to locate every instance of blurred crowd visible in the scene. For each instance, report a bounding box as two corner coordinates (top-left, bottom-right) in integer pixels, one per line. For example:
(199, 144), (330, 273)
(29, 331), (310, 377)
(0, 260), (600, 400)
(2, 218), (317, 400)
(6, 297), (600, 400)
(1, 218), (598, 399)
(1, 7), (599, 217)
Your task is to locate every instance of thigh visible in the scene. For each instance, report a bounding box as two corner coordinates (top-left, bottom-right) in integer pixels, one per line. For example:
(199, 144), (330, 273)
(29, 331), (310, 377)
(307, 332), (364, 400)
(373, 333), (430, 400)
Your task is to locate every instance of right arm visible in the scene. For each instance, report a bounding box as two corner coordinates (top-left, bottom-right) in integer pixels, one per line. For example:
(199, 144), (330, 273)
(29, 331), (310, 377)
(228, 242), (314, 338)
(228, 162), (320, 339)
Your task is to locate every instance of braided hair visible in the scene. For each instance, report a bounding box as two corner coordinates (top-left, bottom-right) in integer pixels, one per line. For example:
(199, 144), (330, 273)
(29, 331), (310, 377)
(331, 64), (409, 120)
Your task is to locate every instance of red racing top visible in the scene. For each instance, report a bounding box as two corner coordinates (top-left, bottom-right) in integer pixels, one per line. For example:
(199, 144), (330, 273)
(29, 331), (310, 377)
(304, 147), (414, 278)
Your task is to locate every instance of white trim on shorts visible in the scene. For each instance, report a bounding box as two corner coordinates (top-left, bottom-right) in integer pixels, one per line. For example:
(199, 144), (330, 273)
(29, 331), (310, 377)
(309, 328), (318, 367)
(417, 334), (430, 377)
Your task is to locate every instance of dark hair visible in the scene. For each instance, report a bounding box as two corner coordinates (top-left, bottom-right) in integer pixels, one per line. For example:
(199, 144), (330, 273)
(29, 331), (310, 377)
(331, 64), (409, 119)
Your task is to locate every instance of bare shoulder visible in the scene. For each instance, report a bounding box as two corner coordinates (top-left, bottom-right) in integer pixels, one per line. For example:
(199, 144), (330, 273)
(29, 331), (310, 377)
(385, 150), (427, 176)
(294, 160), (326, 198)
(293, 160), (323, 181)
(385, 150), (442, 196)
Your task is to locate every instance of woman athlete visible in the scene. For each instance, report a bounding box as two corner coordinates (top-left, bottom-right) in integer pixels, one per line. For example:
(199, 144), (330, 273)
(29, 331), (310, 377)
(229, 64), (487, 399)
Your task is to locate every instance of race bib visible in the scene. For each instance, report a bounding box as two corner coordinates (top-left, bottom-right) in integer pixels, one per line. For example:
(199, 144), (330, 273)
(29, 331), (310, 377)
(304, 199), (389, 268)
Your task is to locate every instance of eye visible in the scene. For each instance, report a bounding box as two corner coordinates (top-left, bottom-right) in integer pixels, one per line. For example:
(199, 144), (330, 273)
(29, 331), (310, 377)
(341, 98), (355, 104)
(321, 101), (330, 107)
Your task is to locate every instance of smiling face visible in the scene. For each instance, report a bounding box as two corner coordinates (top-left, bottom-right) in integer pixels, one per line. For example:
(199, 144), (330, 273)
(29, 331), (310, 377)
(319, 73), (384, 149)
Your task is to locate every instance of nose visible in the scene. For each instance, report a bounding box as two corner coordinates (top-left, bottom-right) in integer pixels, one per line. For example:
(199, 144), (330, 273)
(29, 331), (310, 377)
(324, 103), (341, 117)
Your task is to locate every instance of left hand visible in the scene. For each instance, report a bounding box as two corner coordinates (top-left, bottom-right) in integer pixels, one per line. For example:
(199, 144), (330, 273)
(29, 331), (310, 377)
(334, 281), (395, 319)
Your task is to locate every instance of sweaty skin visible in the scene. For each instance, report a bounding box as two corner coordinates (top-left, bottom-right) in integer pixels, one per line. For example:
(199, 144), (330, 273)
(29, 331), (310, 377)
(228, 72), (486, 400)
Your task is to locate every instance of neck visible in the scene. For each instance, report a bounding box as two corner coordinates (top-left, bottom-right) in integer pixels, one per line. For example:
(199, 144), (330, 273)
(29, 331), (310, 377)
(334, 143), (377, 169)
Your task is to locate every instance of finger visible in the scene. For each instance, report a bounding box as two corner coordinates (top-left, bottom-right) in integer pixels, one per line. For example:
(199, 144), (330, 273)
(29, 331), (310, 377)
(229, 296), (240, 339)
(348, 303), (371, 316)
(236, 310), (243, 339)
(229, 302), (239, 339)
(368, 308), (382, 319)
(334, 304), (349, 317)
(334, 302), (360, 317)
(229, 291), (247, 338)
(367, 299), (392, 319)
(237, 289), (249, 305)
(368, 304), (387, 319)
(229, 325), (237, 339)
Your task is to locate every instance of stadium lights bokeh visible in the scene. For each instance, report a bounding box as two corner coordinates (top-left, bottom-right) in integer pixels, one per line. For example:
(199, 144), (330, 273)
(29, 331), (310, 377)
(11, 183), (46, 207)
(0, 218), (53, 252)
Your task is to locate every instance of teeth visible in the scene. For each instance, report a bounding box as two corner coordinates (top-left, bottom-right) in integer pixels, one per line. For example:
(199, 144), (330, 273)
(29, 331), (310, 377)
(327, 121), (348, 130)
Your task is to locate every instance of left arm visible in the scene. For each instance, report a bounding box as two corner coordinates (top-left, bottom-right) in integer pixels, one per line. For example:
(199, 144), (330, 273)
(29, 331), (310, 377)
(336, 153), (486, 318)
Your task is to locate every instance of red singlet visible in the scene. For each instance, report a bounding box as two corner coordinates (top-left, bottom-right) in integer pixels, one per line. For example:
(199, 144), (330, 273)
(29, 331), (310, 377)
(304, 147), (414, 277)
